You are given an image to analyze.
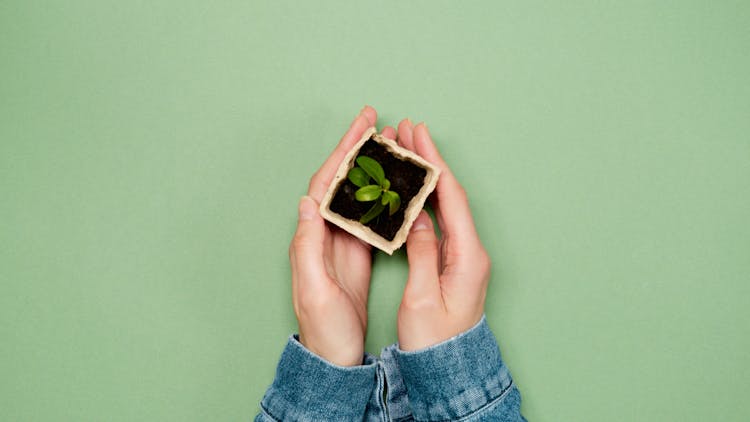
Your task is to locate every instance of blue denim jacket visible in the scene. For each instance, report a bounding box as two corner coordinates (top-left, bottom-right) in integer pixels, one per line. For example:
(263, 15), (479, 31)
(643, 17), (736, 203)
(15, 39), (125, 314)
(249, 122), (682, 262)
(255, 317), (525, 421)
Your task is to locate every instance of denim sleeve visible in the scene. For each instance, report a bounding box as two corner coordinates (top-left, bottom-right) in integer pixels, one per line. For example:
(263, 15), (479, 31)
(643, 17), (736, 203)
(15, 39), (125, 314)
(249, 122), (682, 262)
(388, 316), (526, 421)
(254, 335), (378, 422)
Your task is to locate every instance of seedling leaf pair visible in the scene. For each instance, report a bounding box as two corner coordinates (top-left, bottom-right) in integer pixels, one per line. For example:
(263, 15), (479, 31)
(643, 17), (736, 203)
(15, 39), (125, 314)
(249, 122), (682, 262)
(347, 156), (402, 224)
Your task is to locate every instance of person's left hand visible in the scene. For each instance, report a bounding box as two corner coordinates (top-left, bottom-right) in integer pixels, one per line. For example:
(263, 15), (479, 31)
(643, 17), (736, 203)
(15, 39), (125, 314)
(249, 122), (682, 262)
(289, 106), (396, 366)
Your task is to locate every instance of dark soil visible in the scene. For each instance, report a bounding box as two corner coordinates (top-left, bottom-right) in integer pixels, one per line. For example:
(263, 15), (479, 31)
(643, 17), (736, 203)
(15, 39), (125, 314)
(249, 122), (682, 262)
(329, 138), (427, 241)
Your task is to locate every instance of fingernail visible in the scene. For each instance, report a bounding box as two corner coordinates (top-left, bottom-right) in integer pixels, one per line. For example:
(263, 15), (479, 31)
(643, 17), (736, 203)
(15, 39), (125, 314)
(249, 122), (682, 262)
(411, 218), (429, 232)
(299, 196), (317, 221)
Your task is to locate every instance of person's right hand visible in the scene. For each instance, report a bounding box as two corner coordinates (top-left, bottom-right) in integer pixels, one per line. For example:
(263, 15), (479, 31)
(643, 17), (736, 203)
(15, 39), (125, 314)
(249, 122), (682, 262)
(290, 106), (397, 366)
(395, 120), (492, 351)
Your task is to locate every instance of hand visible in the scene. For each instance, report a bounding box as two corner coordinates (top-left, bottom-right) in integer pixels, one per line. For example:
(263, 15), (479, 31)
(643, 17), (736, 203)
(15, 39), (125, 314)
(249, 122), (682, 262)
(289, 106), (397, 366)
(395, 120), (492, 351)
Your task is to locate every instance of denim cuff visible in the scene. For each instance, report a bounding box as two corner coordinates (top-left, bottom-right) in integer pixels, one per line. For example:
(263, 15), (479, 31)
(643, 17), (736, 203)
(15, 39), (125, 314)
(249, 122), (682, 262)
(394, 316), (515, 421)
(259, 335), (377, 422)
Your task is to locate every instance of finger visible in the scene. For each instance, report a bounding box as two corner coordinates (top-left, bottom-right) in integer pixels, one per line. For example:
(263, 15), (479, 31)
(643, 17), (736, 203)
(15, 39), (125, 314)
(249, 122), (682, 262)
(397, 118), (415, 151)
(381, 125), (396, 140)
(291, 196), (328, 288)
(404, 211), (441, 298)
(308, 106), (377, 201)
(412, 123), (480, 246)
(361, 105), (377, 126)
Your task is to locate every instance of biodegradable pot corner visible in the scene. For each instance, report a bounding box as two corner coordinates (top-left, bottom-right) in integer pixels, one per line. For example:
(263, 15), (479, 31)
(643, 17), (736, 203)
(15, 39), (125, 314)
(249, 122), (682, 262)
(319, 127), (441, 254)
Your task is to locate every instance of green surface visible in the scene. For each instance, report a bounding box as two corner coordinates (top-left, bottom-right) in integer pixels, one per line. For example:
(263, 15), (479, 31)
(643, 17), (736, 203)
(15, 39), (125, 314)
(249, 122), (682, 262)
(1, 1), (749, 421)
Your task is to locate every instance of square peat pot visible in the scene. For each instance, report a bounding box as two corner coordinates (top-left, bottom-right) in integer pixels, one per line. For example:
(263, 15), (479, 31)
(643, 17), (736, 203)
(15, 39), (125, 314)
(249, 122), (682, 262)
(319, 127), (441, 254)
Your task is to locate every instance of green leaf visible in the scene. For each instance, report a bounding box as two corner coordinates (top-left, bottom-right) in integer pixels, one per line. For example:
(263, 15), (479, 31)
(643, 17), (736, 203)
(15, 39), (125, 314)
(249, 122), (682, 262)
(347, 167), (370, 187)
(381, 190), (396, 205)
(355, 185), (382, 202)
(356, 156), (385, 186)
(360, 201), (386, 224)
(388, 191), (401, 216)
(382, 178), (390, 190)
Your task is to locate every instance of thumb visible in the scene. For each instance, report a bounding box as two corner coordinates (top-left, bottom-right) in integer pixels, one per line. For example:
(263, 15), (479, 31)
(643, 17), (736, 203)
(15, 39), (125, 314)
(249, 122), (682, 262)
(404, 211), (440, 297)
(290, 196), (327, 284)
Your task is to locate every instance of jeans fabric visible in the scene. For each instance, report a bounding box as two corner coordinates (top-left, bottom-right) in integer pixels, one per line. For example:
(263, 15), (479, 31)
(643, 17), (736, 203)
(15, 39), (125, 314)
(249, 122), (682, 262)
(255, 316), (525, 421)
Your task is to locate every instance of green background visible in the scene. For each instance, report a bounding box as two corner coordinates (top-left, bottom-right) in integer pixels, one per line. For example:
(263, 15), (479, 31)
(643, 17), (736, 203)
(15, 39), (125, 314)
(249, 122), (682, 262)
(1, 1), (748, 420)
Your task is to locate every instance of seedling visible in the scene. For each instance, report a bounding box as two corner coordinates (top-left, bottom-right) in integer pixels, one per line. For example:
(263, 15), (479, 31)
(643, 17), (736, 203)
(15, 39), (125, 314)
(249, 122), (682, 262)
(320, 128), (441, 254)
(347, 156), (401, 224)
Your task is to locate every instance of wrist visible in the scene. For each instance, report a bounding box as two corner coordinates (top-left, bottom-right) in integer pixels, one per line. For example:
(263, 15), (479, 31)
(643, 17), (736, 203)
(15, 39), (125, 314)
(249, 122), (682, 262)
(398, 313), (484, 352)
(299, 334), (364, 367)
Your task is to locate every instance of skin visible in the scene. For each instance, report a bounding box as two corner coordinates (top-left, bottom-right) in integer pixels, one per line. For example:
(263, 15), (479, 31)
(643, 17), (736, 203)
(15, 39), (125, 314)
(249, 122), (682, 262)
(395, 119), (491, 351)
(289, 106), (490, 366)
(290, 106), (396, 367)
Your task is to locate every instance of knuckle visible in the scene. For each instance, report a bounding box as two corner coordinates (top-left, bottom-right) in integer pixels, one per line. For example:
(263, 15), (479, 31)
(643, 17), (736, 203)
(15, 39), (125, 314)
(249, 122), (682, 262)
(409, 239), (438, 258)
(476, 249), (492, 277)
(400, 295), (440, 314)
(457, 183), (467, 199)
(291, 232), (314, 250)
(448, 176), (468, 199)
(481, 250), (492, 272)
(307, 172), (320, 192)
(308, 172), (329, 198)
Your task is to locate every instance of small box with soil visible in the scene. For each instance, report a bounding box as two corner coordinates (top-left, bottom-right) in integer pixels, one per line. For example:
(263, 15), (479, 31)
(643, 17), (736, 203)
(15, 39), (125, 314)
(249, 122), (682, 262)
(319, 127), (440, 254)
